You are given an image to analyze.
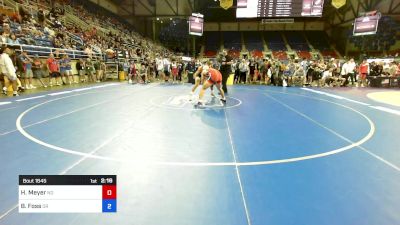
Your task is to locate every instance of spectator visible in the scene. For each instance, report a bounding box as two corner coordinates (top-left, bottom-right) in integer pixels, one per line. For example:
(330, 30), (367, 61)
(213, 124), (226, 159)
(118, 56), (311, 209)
(19, 50), (36, 89)
(358, 59), (369, 87)
(46, 53), (61, 86)
(239, 59), (249, 84)
(0, 46), (19, 96)
(76, 58), (86, 82)
(347, 58), (357, 86)
(59, 54), (74, 84)
(32, 55), (47, 87)
(7, 33), (20, 45)
(85, 58), (96, 82)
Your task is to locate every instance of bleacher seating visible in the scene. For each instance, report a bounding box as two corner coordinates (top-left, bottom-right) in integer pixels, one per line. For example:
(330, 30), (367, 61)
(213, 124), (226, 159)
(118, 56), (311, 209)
(251, 50), (263, 58)
(297, 51), (312, 59)
(285, 31), (309, 51)
(228, 49), (240, 59)
(306, 31), (331, 51)
(204, 31), (220, 57)
(321, 50), (338, 58)
(222, 31), (241, 51)
(273, 51), (287, 60)
(264, 32), (286, 51)
(244, 31), (263, 52)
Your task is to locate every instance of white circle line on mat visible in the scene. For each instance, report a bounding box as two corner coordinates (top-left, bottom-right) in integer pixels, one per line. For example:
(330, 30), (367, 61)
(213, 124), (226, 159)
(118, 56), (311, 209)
(16, 89), (375, 167)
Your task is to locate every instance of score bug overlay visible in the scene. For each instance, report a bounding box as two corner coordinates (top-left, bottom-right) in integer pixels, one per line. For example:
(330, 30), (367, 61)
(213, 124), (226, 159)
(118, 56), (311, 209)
(19, 175), (117, 213)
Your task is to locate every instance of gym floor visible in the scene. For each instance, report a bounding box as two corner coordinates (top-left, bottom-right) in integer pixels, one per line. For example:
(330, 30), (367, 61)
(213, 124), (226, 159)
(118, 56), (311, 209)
(0, 82), (399, 225)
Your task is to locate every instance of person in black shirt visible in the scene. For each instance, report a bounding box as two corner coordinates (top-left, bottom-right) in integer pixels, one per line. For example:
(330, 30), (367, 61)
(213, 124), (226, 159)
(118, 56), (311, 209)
(218, 49), (232, 94)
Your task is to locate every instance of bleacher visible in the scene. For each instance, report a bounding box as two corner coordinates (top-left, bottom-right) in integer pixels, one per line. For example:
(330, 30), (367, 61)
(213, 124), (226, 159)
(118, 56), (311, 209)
(306, 31), (331, 51)
(204, 31), (220, 57)
(244, 31), (263, 51)
(306, 31), (338, 58)
(222, 31), (241, 51)
(264, 32), (286, 51)
(297, 51), (312, 59)
(285, 31), (309, 51)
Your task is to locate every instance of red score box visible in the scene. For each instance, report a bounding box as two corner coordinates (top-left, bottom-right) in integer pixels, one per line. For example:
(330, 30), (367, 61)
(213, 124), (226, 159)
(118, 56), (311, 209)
(102, 185), (117, 199)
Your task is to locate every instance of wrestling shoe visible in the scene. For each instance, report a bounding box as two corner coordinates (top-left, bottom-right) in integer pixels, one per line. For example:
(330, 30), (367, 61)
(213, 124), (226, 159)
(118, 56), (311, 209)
(220, 98), (227, 104)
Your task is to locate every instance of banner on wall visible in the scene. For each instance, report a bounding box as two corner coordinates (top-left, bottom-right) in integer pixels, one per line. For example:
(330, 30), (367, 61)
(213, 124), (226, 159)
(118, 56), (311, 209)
(220, 0), (233, 10)
(332, 0), (346, 9)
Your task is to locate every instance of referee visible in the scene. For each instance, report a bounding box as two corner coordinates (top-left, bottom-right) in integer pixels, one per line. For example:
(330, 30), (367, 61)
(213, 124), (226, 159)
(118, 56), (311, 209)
(218, 49), (233, 94)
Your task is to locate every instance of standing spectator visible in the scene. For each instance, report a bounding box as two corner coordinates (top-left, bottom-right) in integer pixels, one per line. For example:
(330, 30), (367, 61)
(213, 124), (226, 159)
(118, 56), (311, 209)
(162, 56), (171, 82)
(76, 58), (86, 82)
(32, 55), (47, 88)
(85, 58), (96, 82)
(347, 58), (357, 86)
(340, 60), (349, 86)
(60, 54), (74, 84)
(248, 59), (256, 83)
(99, 60), (106, 81)
(93, 58), (101, 82)
(155, 54), (163, 80)
(292, 62), (305, 87)
(19, 50), (36, 89)
(128, 60), (136, 84)
(0, 46), (19, 96)
(358, 59), (369, 87)
(122, 59), (130, 81)
(171, 59), (178, 84)
(239, 59), (249, 84)
(46, 53), (61, 86)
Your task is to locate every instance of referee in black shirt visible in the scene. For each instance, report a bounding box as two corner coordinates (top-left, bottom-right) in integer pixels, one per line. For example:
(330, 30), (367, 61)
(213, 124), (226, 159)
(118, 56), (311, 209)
(218, 49), (233, 94)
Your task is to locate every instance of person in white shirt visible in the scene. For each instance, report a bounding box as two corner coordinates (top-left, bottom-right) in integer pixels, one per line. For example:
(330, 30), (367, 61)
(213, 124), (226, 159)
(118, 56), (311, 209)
(239, 59), (249, 84)
(347, 58), (357, 86)
(162, 56), (171, 82)
(155, 54), (164, 80)
(0, 46), (19, 96)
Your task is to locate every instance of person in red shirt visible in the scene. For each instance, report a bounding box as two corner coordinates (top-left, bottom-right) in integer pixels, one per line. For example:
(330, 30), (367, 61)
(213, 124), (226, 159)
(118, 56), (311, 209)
(358, 59), (369, 87)
(46, 53), (61, 86)
(197, 64), (226, 106)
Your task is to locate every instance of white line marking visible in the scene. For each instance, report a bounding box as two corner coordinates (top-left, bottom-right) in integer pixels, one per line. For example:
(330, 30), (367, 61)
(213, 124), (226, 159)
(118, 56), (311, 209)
(0, 93), (108, 137)
(47, 91), (73, 96)
(265, 94), (399, 172)
(1, 106), (154, 221)
(2, 84), (154, 137)
(0, 102), (12, 106)
(301, 88), (370, 105)
(0, 204), (18, 220)
(0, 106), (18, 113)
(152, 95), (242, 111)
(357, 146), (400, 172)
(342, 98), (370, 106)
(16, 90), (375, 167)
(369, 106), (400, 116)
(15, 95), (46, 102)
(72, 87), (93, 92)
(224, 110), (252, 225)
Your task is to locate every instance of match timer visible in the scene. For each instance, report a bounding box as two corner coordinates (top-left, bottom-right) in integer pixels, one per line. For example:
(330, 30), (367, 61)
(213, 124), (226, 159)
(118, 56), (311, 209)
(19, 175), (117, 213)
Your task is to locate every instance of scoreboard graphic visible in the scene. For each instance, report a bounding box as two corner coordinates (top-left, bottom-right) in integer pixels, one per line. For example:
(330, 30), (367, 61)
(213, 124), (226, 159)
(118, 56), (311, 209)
(19, 175), (117, 213)
(353, 14), (380, 36)
(189, 13), (204, 36)
(236, 0), (324, 18)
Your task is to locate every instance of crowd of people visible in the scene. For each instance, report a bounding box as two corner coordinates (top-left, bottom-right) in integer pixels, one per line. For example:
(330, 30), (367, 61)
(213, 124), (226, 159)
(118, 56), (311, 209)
(0, 45), (109, 96)
(0, 1), (399, 98)
(227, 56), (400, 88)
